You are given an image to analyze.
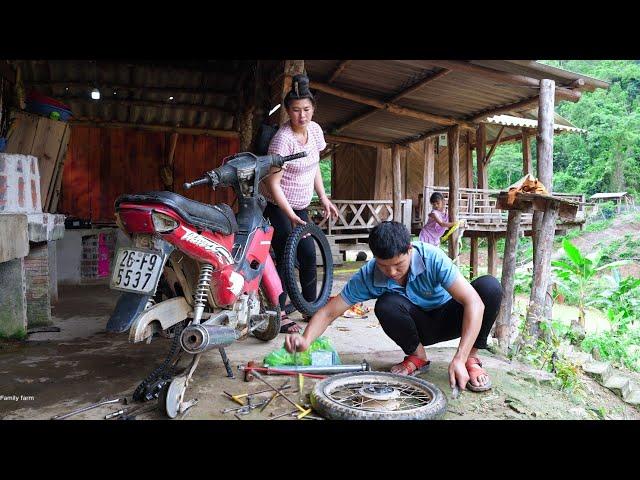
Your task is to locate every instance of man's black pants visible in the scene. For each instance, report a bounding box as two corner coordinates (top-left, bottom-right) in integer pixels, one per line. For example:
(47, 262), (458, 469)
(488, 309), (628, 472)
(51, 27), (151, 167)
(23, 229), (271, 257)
(374, 275), (503, 355)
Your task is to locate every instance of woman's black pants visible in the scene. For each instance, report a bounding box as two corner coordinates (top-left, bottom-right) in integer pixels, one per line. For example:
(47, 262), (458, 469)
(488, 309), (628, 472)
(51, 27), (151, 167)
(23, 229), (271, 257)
(263, 201), (317, 309)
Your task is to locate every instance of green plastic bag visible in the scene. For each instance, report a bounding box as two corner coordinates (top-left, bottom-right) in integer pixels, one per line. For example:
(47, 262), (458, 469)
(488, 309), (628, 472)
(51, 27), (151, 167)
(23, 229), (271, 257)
(263, 336), (341, 366)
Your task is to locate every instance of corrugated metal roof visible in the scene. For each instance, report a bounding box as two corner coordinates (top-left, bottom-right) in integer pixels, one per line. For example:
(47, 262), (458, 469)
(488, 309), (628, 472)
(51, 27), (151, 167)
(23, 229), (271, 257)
(590, 192), (630, 199)
(484, 114), (587, 134)
(12, 59), (609, 146)
(15, 60), (241, 131)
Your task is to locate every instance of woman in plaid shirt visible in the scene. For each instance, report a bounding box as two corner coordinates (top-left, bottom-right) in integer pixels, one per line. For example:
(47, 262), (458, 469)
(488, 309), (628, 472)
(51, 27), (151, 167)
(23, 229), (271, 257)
(262, 74), (339, 333)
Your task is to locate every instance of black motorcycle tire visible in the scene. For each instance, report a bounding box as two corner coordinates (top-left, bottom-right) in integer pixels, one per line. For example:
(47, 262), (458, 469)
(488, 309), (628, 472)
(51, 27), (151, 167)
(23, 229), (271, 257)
(252, 287), (281, 342)
(282, 223), (333, 319)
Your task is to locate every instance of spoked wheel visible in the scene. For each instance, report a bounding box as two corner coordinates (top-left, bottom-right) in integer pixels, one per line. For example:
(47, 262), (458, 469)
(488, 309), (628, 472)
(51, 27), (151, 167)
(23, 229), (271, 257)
(282, 222), (333, 319)
(310, 371), (447, 420)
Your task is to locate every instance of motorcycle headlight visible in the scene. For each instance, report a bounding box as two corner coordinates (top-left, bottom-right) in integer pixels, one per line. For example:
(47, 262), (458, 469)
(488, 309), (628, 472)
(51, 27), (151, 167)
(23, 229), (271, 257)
(152, 212), (179, 233)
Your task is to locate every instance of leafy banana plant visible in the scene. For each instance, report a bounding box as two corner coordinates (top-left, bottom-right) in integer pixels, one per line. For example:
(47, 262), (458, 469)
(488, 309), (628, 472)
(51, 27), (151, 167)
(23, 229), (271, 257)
(552, 238), (629, 327)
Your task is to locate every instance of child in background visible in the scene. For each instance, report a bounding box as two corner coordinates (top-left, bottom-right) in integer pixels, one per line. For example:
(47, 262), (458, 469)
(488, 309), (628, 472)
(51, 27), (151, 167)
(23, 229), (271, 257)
(419, 192), (460, 246)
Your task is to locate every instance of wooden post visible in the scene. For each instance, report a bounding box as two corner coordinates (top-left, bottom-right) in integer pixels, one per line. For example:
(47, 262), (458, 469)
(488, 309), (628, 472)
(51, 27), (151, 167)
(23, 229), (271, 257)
(269, 60), (305, 127)
(533, 79), (555, 264)
(495, 210), (522, 350)
(526, 202), (560, 338)
(470, 237), (479, 280)
(423, 137), (435, 223)
(487, 234), (497, 277)
(447, 125), (460, 260)
(522, 128), (532, 176)
(161, 132), (179, 190)
(392, 145), (402, 223)
(466, 132), (473, 188)
(476, 124), (487, 190)
(532, 79), (555, 325)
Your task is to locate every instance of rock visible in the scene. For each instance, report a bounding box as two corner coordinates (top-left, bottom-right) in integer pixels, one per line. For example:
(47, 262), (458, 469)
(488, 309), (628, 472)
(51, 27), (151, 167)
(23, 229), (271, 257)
(582, 360), (612, 382)
(603, 374), (630, 396)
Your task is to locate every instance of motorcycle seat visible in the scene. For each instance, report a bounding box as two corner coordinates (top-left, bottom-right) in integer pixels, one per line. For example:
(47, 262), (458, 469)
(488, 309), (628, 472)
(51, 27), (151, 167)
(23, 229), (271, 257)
(115, 191), (238, 235)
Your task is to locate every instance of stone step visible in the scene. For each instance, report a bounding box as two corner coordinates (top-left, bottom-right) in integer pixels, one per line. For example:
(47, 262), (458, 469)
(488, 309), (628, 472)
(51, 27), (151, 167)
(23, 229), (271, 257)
(566, 351), (593, 367)
(602, 374), (630, 396)
(622, 381), (640, 404)
(582, 360), (613, 382)
(622, 389), (640, 405)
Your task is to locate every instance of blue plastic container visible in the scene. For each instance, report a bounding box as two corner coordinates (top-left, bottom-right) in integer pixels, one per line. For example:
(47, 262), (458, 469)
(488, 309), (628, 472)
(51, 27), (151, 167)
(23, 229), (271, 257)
(25, 101), (73, 122)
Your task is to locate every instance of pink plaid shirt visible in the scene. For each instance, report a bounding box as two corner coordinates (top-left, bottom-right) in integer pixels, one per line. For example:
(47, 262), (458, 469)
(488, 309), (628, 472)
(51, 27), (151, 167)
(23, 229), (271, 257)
(260, 120), (326, 210)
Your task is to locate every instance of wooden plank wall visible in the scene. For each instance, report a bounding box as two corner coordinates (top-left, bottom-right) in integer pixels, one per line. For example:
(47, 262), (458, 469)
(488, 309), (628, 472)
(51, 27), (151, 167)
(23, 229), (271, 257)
(333, 143), (376, 200)
(5, 111), (72, 211)
(434, 136), (471, 188)
(60, 126), (239, 223)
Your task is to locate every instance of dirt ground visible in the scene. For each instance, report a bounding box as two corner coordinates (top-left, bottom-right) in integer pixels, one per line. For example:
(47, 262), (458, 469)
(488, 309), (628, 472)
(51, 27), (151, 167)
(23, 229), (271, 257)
(1, 267), (638, 421)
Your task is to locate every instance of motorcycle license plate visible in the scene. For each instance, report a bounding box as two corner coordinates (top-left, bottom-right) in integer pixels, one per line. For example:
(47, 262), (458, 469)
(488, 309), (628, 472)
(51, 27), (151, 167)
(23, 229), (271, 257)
(110, 248), (167, 295)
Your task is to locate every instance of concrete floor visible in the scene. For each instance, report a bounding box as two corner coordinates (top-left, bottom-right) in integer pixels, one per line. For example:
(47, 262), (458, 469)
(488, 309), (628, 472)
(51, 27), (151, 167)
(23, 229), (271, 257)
(1, 274), (638, 421)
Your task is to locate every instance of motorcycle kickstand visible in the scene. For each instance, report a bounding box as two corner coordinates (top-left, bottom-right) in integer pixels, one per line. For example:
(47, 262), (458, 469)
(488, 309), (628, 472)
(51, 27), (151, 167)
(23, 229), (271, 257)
(219, 347), (235, 379)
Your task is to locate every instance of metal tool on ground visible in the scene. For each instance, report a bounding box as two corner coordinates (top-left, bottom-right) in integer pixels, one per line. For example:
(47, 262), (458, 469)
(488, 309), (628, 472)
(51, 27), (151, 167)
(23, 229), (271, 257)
(221, 399), (269, 415)
(108, 402), (159, 420)
(260, 379), (291, 413)
(51, 398), (126, 420)
(223, 384), (292, 406)
(268, 409), (300, 420)
(250, 369), (311, 416)
(240, 360), (371, 381)
(452, 386), (460, 400)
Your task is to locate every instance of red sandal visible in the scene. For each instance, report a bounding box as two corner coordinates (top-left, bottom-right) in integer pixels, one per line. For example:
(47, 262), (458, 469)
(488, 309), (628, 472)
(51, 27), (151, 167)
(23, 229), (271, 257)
(465, 357), (492, 392)
(391, 355), (431, 376)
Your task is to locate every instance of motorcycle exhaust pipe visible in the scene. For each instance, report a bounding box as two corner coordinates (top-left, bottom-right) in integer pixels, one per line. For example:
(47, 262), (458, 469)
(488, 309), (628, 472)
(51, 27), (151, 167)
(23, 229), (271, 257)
(180, 324), (239, 354)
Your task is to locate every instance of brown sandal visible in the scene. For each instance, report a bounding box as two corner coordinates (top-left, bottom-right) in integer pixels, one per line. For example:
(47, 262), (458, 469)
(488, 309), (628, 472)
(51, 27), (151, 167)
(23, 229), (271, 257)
(465, 357), (492, 392)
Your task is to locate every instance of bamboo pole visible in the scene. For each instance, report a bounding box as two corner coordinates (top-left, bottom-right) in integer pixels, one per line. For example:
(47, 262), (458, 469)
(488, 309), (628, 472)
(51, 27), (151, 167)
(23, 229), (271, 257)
(447, 125), (460, 260)
(522, 128), (532, 176)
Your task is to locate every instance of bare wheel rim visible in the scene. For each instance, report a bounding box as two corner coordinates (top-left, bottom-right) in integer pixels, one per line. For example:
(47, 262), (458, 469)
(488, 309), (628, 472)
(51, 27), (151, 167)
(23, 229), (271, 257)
(321, 374), (437, 413)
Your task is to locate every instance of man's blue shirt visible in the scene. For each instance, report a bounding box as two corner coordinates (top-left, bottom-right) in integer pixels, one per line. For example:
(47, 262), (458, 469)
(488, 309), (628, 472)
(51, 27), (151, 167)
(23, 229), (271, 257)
(340, 242), (459, 311)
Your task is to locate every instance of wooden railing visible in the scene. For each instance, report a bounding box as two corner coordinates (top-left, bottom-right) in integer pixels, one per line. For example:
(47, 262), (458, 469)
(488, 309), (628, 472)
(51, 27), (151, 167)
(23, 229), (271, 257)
(422, 186), (585, 231)
(308, 199), (412, 236)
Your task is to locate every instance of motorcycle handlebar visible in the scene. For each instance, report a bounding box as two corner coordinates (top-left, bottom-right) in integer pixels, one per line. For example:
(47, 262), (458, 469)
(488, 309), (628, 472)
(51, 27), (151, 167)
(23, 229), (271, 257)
(183, 178), (208, 190)
(282, 152), (307, 163)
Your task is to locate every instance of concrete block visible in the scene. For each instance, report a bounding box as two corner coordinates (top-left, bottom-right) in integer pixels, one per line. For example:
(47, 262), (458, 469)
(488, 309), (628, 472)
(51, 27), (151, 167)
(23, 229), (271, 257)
(24, 242), (52, 327)
(0, 257), (28, 338)
(0, 154), (41, 214)
(26, 213), (65, 242)
(48, 240), (58, 303)
(621, 380), (637, 400)
(0, 213), (29, 263)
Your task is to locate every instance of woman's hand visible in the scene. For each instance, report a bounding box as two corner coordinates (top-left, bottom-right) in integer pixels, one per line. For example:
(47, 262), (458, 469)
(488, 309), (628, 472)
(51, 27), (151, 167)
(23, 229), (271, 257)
(289, 212), (307, 229)
(321, 197), (339, 221)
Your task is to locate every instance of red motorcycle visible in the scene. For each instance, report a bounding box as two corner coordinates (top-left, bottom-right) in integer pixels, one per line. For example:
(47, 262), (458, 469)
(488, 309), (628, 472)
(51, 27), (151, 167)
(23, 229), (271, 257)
(106, 151), (333, 417)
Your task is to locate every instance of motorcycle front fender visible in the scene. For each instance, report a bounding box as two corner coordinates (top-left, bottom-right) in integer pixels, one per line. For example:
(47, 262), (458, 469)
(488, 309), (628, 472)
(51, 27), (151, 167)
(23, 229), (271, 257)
(128, 297), (191, 343)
